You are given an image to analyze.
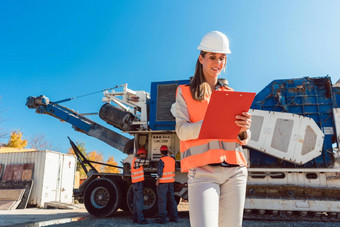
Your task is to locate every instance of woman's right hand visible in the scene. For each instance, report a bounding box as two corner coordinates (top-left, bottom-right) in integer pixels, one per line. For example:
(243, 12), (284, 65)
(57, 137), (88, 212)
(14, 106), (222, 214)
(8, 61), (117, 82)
(235, 112), (252, 135)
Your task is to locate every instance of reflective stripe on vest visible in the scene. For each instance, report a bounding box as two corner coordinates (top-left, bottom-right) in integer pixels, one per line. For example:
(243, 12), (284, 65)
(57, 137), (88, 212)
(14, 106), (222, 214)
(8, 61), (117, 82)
(159, 156), (175, 183)
(178, 85), (247, 173)
(131, 157), (144, 183)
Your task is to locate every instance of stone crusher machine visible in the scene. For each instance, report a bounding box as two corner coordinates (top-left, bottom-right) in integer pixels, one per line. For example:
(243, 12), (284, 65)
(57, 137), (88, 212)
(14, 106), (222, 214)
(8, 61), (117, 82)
(26, 76), (340, 220)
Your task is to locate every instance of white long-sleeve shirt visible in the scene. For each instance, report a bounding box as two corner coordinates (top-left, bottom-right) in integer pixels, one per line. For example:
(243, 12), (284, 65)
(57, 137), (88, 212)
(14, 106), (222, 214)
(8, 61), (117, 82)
(175, 86), (251, 145)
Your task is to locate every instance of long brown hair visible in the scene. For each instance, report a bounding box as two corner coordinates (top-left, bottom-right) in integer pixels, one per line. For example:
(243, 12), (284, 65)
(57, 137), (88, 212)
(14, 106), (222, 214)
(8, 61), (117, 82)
(190, 51), (210, 101)
(190, 51), (230, 101)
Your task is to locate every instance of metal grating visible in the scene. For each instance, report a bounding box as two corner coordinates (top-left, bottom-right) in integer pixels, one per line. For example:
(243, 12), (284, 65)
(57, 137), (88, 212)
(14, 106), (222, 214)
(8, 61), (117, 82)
(156, 84), (177, 121)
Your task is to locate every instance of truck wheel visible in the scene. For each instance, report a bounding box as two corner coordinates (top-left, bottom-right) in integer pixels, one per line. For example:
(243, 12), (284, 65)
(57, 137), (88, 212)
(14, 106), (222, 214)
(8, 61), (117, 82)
(126, 180), (158, 217)
(126, 184), (134, 214)
(84, 178), (121, 217)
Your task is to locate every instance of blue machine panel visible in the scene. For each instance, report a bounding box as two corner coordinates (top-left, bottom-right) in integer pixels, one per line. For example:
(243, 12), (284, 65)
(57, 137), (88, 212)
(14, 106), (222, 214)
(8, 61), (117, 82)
(249, 76), (340, 168)
(149, 80), (190, 130)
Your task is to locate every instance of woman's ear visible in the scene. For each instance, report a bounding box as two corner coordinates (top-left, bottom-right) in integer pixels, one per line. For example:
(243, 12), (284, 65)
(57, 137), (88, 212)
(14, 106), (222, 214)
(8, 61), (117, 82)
(199, 54), (204, 65)
(222, 57), (227, 72)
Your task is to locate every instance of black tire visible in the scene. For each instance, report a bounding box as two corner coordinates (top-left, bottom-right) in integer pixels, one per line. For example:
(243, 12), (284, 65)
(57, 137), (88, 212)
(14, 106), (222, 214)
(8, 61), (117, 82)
(126, 184), (134, 214)
(126, 180), (158, 217)
(84, 178), (122, 217)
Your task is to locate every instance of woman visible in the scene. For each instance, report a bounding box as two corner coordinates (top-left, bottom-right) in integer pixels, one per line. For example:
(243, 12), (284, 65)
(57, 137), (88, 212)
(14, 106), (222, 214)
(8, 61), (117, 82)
(175, 31), (252, 227)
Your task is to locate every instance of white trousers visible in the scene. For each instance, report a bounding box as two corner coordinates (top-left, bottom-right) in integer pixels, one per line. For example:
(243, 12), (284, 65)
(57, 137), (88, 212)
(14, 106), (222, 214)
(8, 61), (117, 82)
(188, 165), (247, 227)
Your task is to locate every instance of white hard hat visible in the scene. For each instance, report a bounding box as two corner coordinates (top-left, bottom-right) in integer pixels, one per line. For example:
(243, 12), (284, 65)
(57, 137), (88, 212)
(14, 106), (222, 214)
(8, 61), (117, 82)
(197, 31), (231, 54)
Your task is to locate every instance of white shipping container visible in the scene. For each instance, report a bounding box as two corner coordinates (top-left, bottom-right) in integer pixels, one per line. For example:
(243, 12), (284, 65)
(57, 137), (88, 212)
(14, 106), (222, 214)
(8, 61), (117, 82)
(0, 148), (76, 207)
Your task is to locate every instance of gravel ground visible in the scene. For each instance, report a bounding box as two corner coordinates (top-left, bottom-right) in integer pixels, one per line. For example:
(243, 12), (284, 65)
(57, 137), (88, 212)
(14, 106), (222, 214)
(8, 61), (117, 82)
(3, 201), (339, 227)
(56, 211), (189, 227)
(53, 201), (340, 227)
(54, 213), (340, 227)
(57, 201), (191, 227)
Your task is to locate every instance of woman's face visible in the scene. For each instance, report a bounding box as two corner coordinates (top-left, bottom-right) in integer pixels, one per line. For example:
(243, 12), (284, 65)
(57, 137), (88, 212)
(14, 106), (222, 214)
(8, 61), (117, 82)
(199, 52), (226, 80)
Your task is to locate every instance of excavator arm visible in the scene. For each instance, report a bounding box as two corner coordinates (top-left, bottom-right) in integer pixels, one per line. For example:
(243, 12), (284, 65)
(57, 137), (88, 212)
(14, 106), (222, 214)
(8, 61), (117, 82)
(26, 95), (131, 153)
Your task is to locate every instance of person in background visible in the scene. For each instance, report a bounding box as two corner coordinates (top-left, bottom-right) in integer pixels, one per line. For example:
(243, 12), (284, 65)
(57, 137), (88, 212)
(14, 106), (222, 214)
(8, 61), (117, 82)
(175, 31), (252, 227)
(131, 147), (150, 225)
(154, 145), (179, 224)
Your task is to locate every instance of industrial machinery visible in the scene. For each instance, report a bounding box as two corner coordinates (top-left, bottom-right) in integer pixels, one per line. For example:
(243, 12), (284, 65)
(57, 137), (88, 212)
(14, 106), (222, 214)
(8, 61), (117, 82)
(26, 76), (340, 220)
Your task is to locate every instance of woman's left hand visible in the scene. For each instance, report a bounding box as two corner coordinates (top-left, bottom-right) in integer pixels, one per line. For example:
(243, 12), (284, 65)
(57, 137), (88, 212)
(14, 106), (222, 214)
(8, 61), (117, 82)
(235, 112), (252, 134)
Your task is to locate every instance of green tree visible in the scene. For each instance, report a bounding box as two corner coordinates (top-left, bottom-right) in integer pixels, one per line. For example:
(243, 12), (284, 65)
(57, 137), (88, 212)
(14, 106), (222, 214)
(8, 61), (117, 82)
(4, 130), (27, 148)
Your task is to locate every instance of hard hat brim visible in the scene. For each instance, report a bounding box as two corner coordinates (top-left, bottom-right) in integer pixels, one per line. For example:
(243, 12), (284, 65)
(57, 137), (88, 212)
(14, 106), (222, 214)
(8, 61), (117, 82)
(197, 47), (231, 54)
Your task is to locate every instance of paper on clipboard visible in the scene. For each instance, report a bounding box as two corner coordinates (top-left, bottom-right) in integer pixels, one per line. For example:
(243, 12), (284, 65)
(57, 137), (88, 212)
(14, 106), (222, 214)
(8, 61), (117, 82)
(198, 90), (256, 140)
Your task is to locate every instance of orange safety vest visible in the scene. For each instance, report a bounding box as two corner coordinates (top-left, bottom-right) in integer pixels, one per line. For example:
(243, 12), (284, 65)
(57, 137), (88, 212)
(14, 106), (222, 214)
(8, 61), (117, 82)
(159, 156), (175, 183)
(178, 85), (247, 173)
(131, 157), (144, 183)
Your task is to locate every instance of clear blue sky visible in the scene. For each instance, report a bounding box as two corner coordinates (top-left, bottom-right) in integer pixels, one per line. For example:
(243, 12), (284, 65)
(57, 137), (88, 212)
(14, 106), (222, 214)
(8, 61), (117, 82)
(1, 0), (339, 165)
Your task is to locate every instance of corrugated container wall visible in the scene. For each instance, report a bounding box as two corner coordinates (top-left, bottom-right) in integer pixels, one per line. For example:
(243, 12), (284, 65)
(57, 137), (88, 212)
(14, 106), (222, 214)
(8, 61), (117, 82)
(0, 149), (76, 207)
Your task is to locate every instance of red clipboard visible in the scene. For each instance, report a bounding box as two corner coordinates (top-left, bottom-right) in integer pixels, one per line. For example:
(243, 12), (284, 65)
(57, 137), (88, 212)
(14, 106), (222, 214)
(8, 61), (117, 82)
(198, 90), (256, 140)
